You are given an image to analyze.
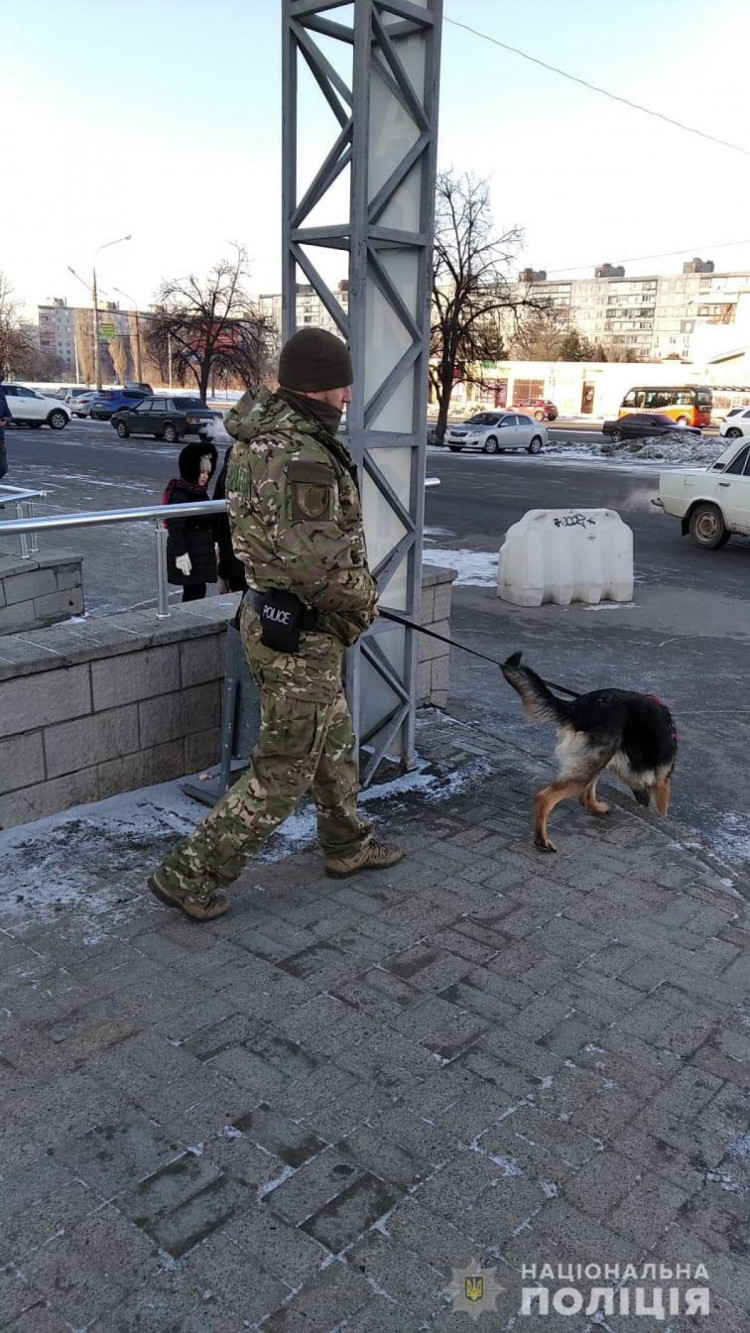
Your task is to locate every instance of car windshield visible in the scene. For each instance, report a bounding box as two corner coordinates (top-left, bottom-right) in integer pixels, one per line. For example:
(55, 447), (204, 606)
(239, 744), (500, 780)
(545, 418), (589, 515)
(175, 398), (207, 410)
(466, 413), (497, 426)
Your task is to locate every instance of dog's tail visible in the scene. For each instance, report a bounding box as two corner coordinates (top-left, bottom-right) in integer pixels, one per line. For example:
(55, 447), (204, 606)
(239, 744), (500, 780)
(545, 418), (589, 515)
(501, 652), (575, 726)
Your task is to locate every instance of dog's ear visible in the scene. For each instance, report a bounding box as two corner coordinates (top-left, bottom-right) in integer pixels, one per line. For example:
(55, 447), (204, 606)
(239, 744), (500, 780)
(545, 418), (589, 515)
(504, 651), (523, 669)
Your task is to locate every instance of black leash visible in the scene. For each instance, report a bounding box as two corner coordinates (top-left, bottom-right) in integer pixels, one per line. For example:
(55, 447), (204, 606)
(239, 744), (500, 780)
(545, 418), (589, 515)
(378, 610), (581, 698)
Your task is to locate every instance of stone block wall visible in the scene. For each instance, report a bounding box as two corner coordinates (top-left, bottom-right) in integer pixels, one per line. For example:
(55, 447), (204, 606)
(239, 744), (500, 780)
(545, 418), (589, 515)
(0, 564), (458, 829)
(0, 549), (84, 633)
(417, 562), (457, 709)
(0, 600), (229, 829)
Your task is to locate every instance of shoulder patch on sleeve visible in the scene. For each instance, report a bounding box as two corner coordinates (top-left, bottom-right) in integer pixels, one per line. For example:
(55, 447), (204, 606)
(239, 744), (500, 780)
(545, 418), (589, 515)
(287, 458), (336, 523)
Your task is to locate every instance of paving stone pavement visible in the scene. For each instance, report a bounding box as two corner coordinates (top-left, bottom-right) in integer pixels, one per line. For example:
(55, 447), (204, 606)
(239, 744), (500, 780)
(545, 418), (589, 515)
(1, 711), (749, 1332)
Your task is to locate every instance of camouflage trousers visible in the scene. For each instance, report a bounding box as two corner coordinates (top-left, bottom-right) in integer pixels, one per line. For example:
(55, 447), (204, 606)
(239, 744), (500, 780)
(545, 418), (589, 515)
(155, 604), (369, 904)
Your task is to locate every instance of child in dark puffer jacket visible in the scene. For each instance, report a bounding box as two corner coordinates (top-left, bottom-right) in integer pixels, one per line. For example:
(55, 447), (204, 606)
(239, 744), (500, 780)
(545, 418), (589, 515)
(163, 442), (218, 602)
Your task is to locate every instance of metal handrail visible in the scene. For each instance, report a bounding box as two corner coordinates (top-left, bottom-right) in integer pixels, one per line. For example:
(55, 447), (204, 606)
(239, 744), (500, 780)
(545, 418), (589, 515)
(0, 500), (226, 533)
(0, 479), (441, 620)
(0, 500), (226, 619)
(0, 484), (47, 559)
(0, 486), (47, 504)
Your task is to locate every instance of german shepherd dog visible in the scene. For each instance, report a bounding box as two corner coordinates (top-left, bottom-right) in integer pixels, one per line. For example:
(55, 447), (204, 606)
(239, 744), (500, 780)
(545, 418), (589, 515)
(501, 652), (677, 852)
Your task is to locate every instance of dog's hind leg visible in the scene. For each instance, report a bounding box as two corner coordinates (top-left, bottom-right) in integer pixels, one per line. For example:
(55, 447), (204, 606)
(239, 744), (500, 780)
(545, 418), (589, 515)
(580, 773), (610, 817)
(534, 778), (589, 853)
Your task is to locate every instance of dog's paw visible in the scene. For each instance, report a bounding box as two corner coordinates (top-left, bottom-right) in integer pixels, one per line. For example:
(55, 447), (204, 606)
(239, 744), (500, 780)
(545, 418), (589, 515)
(588, 800), (611, 817)
(534, 835), (557, 854)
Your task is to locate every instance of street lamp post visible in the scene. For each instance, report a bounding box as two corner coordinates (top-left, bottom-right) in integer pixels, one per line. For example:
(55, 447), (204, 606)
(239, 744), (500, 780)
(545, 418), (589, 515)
(113, 286), (143, 382)
(91, 235), (132, 391)
(68, 266), (103, 386)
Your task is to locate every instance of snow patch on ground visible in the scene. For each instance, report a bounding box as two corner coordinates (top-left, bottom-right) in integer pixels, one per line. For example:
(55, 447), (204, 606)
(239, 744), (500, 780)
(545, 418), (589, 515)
(701, 812), (750, 872)
(430, 434), (729, 467)
(0, 751), (494, 931)
(550, 433), (728, 466)
(423, 547), (497, 586)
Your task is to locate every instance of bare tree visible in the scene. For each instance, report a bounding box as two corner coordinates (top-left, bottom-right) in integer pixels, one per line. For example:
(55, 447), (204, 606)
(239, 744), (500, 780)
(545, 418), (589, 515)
(510, 305), (567, 361)
(430, 172), (544, 441)
(12, 344), (67, 382)
(0, 273), (35, 380)
(110, 334), (133, 384)
(147, 245), (274, 400)
(74, 309), (95, 385)
(137, 314), (170, 389)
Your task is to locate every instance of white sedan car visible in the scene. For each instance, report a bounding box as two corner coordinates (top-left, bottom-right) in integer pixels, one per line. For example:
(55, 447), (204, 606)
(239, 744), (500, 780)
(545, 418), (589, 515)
(1, 384), (71, 430)
(443, 410), (547, 455)
(720, 407), (750, 439)
(655, 437), (750, 548)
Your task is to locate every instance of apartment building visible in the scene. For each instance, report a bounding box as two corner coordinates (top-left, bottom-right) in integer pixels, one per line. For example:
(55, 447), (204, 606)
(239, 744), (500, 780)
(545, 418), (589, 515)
(38, 300), (77, 375)
(518, 260), (750, 362)
(38, 299), (130, 378)
(256, 281), (349, 346)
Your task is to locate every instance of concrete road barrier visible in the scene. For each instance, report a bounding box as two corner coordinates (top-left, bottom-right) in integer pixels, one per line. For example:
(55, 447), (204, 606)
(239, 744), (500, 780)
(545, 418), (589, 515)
(498, 507), (634, 606)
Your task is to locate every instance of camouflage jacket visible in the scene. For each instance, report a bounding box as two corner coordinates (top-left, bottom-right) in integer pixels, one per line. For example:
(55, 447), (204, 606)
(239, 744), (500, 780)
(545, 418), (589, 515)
(224, 386), (378, 646)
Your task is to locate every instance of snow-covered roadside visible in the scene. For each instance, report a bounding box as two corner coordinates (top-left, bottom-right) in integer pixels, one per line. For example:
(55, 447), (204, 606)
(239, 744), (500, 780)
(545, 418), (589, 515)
(565, 433), (727, 465)
(429, 434), (730, 468)
(423, 547), (497, 586)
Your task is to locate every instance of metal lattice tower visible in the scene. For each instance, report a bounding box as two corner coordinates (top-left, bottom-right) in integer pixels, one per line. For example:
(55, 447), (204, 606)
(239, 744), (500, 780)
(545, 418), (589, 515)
(282, 0), (442, 783)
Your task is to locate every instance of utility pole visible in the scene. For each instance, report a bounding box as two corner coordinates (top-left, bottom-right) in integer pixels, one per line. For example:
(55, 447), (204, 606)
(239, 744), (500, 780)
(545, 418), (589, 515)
(133, 307), (143, 382)
(90, 234), (132, 391)
(92, 267), (102, 392)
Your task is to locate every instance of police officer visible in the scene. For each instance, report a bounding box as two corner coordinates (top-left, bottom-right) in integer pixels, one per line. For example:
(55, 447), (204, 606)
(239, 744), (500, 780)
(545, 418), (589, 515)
(149, 327), (403, 920)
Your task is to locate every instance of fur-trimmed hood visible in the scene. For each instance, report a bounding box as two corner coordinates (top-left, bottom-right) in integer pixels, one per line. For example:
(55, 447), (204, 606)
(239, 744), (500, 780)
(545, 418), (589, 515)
(178, 441), (218, 485)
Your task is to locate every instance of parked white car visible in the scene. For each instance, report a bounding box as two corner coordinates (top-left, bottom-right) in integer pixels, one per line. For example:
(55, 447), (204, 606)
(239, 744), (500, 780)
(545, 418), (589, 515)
(1, 384), (71, 430)
(443, 410), (547, 454)
(720, 407), (750, 439)
(655, 437), (750, 548)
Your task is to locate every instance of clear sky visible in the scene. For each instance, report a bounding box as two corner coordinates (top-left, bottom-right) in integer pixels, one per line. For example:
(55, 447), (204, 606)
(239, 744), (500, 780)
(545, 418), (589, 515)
(4, 0), (750, 317)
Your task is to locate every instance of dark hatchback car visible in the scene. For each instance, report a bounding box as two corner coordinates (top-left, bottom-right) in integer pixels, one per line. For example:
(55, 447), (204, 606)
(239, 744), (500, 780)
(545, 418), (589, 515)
(111, 395), (216, 443)
(90, 388), (148, 420)
(602, 412), (702, 443)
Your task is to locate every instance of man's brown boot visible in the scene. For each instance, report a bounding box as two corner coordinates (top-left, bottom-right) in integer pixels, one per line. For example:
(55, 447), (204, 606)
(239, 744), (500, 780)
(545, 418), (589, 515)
(147, 869), (230, 922)
(325, 838), (404, 878)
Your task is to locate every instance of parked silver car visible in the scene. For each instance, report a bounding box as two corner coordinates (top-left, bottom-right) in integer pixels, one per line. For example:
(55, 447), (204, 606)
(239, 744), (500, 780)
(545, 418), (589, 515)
(70, 391), (97, 418)
(444, 411), (547, 454)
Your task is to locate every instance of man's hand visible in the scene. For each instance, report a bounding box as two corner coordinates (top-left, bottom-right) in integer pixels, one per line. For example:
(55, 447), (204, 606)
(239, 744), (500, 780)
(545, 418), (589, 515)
(175, 553), (192, 576)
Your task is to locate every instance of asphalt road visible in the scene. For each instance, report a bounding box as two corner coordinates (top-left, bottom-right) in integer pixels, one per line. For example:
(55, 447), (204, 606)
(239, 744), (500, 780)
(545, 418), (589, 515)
(2, 419), (748, 871)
